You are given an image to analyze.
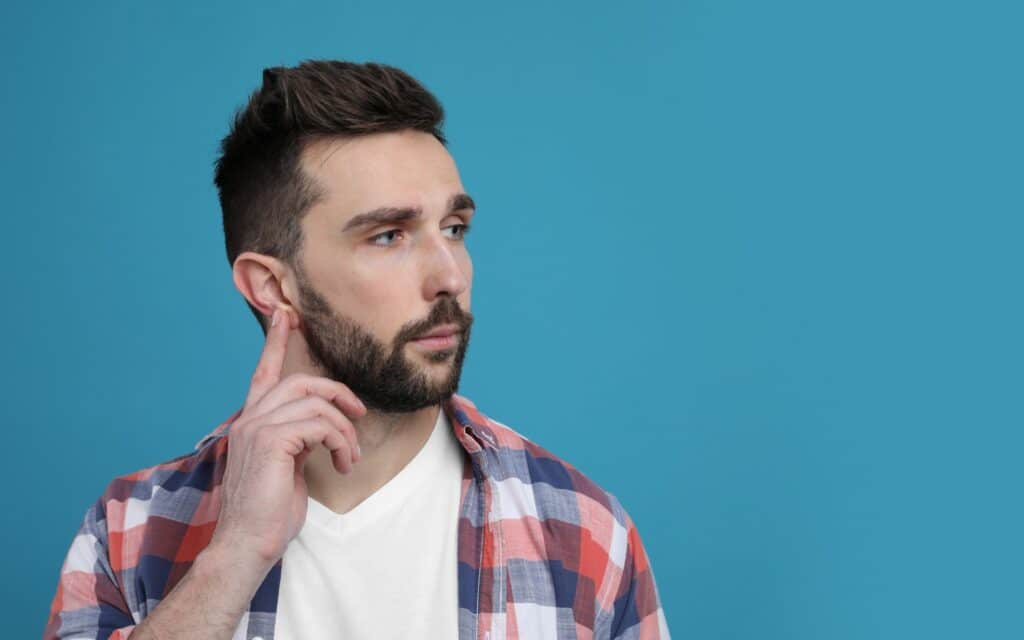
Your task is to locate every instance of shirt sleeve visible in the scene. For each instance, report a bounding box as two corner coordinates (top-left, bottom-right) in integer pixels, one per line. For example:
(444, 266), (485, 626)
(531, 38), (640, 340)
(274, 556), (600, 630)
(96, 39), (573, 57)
(603, 500), (671, 639)
(43, 494), (137, 640)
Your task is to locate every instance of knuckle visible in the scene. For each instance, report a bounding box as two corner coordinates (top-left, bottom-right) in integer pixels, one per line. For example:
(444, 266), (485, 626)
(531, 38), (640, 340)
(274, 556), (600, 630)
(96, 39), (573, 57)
(327, 429), (346, 448)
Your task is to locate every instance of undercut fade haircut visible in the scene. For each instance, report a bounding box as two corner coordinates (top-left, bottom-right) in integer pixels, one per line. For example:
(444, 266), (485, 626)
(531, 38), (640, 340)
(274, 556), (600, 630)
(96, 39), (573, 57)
(214, 59), (447, 334)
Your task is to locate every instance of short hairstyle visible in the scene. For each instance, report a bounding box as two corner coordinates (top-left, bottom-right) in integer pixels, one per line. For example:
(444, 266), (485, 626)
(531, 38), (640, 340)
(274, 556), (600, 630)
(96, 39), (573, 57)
(214, 60), (448, 334)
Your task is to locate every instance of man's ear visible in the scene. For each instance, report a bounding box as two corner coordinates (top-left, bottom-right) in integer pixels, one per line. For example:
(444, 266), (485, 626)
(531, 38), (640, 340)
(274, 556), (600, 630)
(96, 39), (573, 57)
(232, 251), (298, 319)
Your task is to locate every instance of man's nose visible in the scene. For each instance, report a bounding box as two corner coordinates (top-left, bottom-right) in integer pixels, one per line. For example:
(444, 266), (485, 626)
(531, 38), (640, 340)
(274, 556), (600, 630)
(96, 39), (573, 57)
(420, 230), (469, 299)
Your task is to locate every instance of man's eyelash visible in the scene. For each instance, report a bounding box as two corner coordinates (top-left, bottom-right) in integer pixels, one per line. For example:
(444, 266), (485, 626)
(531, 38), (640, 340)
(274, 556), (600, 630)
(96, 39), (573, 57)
(370, 224), (472, 246)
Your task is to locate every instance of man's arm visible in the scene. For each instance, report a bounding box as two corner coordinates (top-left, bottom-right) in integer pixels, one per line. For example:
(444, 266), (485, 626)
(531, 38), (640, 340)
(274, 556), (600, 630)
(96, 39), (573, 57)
(43, 497), (273, 640)
(44, 499), (136, 639)
(123, 542), (273, 640)
(597, 498), (671, 639)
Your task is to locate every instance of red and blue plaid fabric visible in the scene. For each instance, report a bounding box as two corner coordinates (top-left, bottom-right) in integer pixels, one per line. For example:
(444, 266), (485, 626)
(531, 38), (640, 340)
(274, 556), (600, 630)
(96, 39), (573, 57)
(45, 393), (670, 639)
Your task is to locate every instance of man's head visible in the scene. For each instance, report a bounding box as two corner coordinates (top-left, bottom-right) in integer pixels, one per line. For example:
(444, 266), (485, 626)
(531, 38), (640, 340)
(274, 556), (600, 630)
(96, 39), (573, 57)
(214, 60), (474, 413)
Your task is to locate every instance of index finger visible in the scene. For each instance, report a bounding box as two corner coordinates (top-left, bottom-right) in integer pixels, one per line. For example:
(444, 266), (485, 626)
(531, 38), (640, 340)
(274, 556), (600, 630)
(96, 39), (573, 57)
(244, 308), (293, 411)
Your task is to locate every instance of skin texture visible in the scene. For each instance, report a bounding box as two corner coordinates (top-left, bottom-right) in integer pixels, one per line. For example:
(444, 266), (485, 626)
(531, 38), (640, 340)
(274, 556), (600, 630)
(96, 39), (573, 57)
(293, 257), (473, 414)
(232, 128), (476, 514)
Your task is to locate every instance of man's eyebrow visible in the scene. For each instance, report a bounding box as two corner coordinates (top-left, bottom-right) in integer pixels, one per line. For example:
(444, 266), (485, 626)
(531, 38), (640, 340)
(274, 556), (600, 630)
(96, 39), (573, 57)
(342, 192), (476, 233)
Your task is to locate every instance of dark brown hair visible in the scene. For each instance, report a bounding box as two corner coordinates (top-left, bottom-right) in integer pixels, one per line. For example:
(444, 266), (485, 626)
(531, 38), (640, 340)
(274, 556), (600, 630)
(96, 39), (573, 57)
(214, 60), (447, 334)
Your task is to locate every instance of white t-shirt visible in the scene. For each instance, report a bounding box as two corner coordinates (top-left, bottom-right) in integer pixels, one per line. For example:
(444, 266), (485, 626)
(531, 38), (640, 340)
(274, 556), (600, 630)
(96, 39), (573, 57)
(273, 406), (464, 639)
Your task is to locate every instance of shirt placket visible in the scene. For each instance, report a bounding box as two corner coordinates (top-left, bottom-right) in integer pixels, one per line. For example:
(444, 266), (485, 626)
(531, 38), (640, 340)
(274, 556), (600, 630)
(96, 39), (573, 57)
(462, 423), (507, 640)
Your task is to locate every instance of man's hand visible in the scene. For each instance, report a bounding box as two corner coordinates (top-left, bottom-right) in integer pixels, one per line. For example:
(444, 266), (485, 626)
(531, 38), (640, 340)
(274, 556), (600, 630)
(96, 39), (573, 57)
(208, 307), (367, 567)
(121, 307), (367, 640)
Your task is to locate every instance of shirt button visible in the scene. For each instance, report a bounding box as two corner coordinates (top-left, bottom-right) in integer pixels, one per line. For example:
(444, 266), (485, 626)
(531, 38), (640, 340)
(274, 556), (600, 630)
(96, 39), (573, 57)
(252, 636), (264, 640)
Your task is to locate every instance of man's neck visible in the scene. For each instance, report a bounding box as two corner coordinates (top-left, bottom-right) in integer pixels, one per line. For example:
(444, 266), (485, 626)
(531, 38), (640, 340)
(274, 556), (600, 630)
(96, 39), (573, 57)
(302, 400), (441, 515)
(279, 336), (442, 515)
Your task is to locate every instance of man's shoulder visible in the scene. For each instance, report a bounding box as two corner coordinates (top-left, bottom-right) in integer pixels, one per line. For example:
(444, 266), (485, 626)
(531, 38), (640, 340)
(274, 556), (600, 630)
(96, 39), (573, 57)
(450, 394), (634, 538)
(106, 411), (231, 486)
(451, 395), (668, 638)
(91, 417), (231, 545)
(101, 441), (224, 501)
(61, 419), (233, 624)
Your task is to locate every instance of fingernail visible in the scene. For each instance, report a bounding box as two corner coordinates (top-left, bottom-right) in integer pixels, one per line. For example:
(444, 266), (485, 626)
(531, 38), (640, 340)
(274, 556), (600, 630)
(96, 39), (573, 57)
(271, 309), (280, 327)
(355, 444), (362, 459)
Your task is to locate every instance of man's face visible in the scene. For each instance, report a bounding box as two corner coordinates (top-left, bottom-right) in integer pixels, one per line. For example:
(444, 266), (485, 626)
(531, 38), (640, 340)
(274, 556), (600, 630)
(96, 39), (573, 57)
(289, 130), (475, 413)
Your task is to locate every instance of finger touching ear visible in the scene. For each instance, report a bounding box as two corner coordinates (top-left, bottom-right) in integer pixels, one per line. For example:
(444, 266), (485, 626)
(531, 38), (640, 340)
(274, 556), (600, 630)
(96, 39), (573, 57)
(232, 251), (296, 319)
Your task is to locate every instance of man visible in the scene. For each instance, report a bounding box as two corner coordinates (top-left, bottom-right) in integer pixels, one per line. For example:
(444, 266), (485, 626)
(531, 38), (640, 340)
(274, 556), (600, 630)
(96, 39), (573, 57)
(44, 60), (670, 640)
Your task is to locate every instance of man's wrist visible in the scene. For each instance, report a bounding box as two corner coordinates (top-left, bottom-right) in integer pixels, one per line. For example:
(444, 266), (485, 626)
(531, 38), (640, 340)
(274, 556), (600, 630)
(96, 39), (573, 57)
(196, 537), (278, 592)
(128, 538), (275, 640)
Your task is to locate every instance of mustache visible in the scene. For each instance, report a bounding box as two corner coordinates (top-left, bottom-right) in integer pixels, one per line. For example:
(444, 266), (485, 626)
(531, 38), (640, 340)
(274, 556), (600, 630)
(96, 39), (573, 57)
(400, 300), (473, 344)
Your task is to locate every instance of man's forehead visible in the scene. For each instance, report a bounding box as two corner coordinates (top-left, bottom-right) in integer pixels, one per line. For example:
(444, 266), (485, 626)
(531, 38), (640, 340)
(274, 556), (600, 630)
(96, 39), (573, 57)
(300, 132), (462, 217)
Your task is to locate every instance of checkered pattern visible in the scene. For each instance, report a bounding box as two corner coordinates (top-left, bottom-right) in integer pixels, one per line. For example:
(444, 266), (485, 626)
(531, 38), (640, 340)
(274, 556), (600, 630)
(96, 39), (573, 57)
(44, 393), (670, 639)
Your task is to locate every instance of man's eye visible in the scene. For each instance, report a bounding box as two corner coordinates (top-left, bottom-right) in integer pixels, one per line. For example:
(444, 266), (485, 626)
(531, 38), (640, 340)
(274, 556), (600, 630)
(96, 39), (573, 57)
(370, 229), (403, 246)
(370, 224), (472, 247)
(444, 223), (472, 240)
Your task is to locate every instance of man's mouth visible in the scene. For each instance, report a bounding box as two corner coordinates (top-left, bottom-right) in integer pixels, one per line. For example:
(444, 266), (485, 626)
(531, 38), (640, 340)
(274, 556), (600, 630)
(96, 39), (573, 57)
(412, 323), (461, 349)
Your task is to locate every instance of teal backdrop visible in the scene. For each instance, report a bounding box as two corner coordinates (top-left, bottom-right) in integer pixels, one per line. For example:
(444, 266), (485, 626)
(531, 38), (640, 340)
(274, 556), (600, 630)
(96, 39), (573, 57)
(2, 0), (1021, 637)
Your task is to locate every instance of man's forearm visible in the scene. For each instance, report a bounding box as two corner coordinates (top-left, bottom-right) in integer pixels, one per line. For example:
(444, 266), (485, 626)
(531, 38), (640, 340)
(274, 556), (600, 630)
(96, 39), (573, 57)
(128, 542), (273, 640)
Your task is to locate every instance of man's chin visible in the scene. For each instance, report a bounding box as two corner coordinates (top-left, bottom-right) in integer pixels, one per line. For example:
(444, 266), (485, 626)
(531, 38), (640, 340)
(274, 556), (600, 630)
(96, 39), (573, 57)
(372, 390), (456, 414)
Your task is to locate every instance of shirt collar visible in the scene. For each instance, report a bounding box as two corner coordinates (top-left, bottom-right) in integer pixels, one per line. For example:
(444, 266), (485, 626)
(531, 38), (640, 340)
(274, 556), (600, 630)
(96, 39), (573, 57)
(444, 394), (499, 452)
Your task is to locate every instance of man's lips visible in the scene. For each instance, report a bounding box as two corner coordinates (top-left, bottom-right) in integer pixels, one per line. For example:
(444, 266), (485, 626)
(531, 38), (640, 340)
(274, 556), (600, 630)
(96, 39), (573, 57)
(412, 324), (461, 350)
(415, 323), (461, 340)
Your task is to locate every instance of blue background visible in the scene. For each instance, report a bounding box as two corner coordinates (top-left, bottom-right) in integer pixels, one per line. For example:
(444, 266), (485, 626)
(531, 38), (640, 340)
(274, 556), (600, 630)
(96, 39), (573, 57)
(3, 0), (1021, 637)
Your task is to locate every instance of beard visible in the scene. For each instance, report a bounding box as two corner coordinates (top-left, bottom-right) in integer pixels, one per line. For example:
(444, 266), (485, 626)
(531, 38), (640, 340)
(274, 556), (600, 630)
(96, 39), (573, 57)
(292, 265), (474, 414)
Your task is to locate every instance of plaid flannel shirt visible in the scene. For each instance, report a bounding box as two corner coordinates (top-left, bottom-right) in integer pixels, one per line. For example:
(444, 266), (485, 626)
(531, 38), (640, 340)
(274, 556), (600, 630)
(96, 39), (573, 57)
(45, 393), (670, 639)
